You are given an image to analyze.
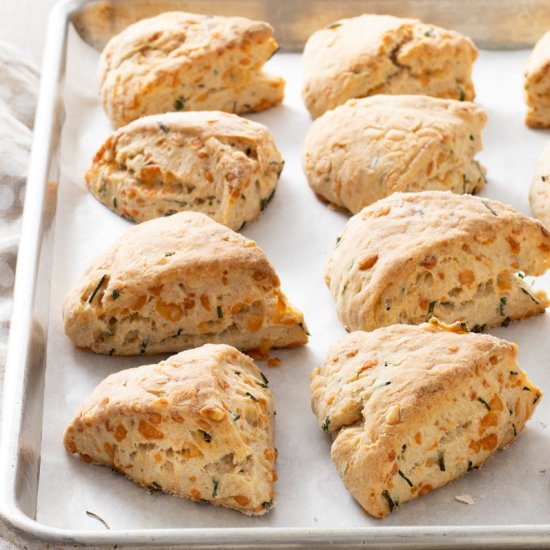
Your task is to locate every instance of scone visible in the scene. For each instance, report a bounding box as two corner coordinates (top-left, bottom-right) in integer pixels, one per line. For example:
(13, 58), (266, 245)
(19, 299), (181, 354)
(302, 14), (477, 119)
(310, 321), (541, 518)
(524, 30), (550, 128)
(303, 95), (487, 213)
(65, 344), (276, 516)
(63, 212), (308, 355)
(100, 12), (285, 128)
(86, 111), (284, 229)
(326, 191), (550, 332)
(530, 141), (550, 226)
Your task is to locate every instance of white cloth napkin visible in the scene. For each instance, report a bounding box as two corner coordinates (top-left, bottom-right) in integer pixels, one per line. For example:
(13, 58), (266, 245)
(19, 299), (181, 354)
(0, 40), (40, 550)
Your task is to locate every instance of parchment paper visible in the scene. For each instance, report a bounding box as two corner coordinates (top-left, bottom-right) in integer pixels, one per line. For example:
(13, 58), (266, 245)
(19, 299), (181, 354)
(37, 25), (550, 532)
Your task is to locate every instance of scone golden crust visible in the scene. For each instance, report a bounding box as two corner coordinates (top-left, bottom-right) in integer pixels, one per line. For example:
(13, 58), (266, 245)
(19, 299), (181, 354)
(326, 191), (550, 332)
(530, 142), (550, 226)
(524, 30), (550, 128)
(86, 111), (283, 229)
(100, 12), (285, 128)
(303, 95), (487, 213)
(65, 344), (276, 516)
(63, 212), (308, 355)
(302, 14), (477, 119)
(310, 321), (542, 518)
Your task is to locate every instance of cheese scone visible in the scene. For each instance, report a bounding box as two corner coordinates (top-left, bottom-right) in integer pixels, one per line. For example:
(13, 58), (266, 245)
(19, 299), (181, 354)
(86, 112), (284, 229)
(524, 30), (550, 128)
(530, 141), (550, 227)
(100, 12), (285, 128)
(326, 191), (550, 332)
(65, 344), (276, 516)
(303, 95), (487, 213)
(302, 14), (477, 119)
(63, 212), (308, 355)
(310, 321), (542, 518)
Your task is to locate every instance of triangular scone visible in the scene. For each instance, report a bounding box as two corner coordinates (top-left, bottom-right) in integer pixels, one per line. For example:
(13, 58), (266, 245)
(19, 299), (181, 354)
(302, 14), (477, 119)
(63, 212), (308, 355)
(303, 95), (487, 213)
(524, 30), (550, 128)
(326, 191), (550, 332)
(65, 344), (276, 515)
(86, 112), (284, 229)
(310, 321), (542, 518)
(100, 12), (285, 128)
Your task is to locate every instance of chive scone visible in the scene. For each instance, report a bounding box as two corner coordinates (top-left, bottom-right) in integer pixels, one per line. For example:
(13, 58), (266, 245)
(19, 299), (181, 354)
(86, 111), (283, 229)
(302, 14), (477, 119)
(310, 321), (542, 518)
(303, 95), (487, 213)
(100, 12), (285, 128)
(63, 212), (308, 355)
(524, 30), (550, 128)
(326, 191), (550, 332)
(65, 344), (277, 516)
(530, 141), (550, 227)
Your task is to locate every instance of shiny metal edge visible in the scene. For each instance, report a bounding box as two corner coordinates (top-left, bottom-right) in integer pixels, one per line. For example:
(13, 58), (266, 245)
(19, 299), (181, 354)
(1, 0), (550, 548)
(71, 0), (550, 51)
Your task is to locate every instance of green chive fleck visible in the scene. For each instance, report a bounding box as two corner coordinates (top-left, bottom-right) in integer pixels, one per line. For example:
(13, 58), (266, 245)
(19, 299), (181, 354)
(258, 372), (269, 388)
(520, 287), (540, 304)
(141, 339), (148, 354)
(172, 328), (182, 338)
(499, 296), (507, 316)
(260, 189), (276, 211)
(322, 416), (331, 432)
(382, 490), (396, 513)
(471, 324), (486, 333)
(217, 305), (223, 319)
(398, 469), (414, 487)
(501, 316), (511, 327)
(482, 201), (498, 216)
(112, 289), (120, 300)
(231, 412), (240, 422)
(512, 423), (517, 436)
(88, 274), (107, 304)
(157, 122), (169, 133)
(425, 300), (436, 321)
(477, 397), (491, 410)
(245, 392), (258, 402)
(262, 500), (273, 510)
(174, 96), (185, 111)
(299, 322), (310, 336)
(212, 478), (219, 498)
(438, 453), (446, 472)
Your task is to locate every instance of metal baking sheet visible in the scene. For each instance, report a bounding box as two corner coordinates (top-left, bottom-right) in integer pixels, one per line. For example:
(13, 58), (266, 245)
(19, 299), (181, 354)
(2, 0), (550, 548)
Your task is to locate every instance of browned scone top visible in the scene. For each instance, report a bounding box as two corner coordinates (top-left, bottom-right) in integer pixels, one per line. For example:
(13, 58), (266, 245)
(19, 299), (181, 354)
(100, 11), (285, 128)
(302, 95), (487, 213)
(310, 321), (542, 517)
(326, 191), (550, 332)
(63, 211), (308, 355)
(524, 30), (550, 128)
(85, 111), (284, 229)
(302, 14), (477, 119)
(65, 344), (277, 516)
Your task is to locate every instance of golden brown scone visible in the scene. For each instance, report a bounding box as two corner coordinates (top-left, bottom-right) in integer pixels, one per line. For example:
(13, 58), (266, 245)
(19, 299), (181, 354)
(310, 321), (542, 518)
(302, 14), (477, 119)
(65, 344), (276, 516)
(303, 95), (487, 213)
(86, 111), (284, 229)
(326, 191), (550, 332)
(524, 30), (550, 128)
(63, 212), (308, 355)
(530, 141), (550, 226)
(100, 12), (285, 128)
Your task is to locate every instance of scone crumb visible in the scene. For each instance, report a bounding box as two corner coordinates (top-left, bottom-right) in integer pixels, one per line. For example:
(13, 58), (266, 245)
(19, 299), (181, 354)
(539, 469), (547, 475)
(455, 494), (475, 505)
(538, 420), (547, 429)
(267, 357), (281, 368)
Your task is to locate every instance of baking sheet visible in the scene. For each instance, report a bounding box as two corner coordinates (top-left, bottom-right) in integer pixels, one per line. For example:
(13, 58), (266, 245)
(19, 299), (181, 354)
(36, 24), (550, 532)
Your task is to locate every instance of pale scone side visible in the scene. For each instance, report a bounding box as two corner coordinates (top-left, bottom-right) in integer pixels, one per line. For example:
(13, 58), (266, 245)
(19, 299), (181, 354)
(524, 30), (550, 128)
(86, 111), (284, 230)
(326, 191), (550, 332)
(310, 322), (542, 517)
(65, 344), (276, 515)
(530, 141), (550, 227)
(302, 14), (477, 119)
(63, 212), (308, 355)
(100, 12), (285, 128)
(303, 95), (487, 213)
